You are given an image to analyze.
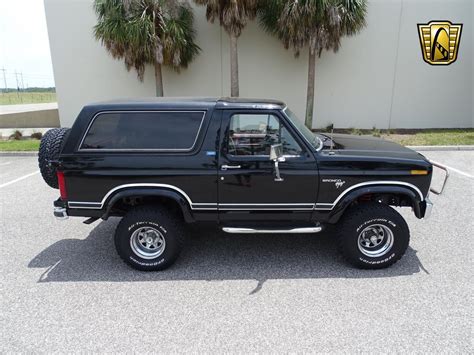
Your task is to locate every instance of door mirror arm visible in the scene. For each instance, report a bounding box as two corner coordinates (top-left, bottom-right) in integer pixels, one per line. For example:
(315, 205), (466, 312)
(270, 144), (285, 182)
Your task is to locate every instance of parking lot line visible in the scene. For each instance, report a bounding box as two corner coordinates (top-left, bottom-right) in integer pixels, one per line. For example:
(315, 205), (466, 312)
(431, 160), (474, 179)
(0, 161), (12, 166)
(0, 171), (40, 188)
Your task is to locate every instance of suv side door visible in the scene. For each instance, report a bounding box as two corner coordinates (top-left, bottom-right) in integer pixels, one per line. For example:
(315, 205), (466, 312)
(217, 109), (319, 221)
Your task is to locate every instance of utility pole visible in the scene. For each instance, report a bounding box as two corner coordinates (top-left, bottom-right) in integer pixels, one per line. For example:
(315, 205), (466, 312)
(0, 67), (7, 94)
(14, 71), (19, 89)
(20, 72), (25, 90)
(14, 71), (21, 100)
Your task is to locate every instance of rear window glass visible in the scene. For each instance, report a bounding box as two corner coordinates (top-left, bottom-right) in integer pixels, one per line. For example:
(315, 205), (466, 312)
(80, 111), (205, 151)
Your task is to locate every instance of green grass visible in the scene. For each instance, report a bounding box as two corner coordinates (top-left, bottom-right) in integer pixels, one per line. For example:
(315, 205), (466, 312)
(383, 129), (474, 146)
(0, 92), (57, 105)
(0, 140), (40, 151)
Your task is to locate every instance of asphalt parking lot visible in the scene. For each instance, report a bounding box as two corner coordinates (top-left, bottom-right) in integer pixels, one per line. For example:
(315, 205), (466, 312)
(1, 151), (472, 352)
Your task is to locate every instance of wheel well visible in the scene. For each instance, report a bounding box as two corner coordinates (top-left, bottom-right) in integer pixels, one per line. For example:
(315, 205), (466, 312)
(355, 192), (414, 208)
(108, 195), (185, 219)
(327, 186), (422, 223)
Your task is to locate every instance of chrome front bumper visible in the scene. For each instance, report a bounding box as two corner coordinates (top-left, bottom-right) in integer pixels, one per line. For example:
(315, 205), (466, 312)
(424, 197), (433, 219)
(54, 207), (69, 220)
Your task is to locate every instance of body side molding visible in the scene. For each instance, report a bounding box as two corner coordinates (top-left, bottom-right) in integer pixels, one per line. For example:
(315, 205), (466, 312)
(67, 184), (315, 211)
(69, 183), (195, 209)
(67, 181), (424, 214)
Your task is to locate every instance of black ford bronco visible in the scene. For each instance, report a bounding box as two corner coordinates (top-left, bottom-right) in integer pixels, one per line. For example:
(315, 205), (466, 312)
(38, 98), (448, 271)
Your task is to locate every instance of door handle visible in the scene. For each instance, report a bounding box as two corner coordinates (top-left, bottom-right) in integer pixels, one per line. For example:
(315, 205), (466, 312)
(221, 164), (241, 170)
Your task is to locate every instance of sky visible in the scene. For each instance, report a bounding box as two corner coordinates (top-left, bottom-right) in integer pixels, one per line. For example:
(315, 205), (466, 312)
(0, 0), (55, 88)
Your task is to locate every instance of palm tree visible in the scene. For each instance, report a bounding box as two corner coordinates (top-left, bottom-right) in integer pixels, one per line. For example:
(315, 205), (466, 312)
(94, 0), (200, 96)
(194, 0), (259, 97)
(259, 0), (367, 129)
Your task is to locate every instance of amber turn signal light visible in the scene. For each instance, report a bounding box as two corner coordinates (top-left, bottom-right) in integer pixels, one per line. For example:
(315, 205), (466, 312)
(410, 170), (428, 175)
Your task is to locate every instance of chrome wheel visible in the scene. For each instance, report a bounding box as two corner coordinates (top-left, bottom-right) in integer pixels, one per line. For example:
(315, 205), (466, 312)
(130, 227), (166, 259)
(357, 224), (394, 258)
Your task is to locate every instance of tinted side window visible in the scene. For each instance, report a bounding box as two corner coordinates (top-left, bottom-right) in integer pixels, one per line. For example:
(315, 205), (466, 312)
(81, 111), (205, 150)
(228, 113), (303, 156)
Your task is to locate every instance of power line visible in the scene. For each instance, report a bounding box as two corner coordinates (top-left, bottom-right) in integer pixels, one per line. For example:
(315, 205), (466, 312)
(0, 68), (55, 89)
(6, 73), (52, 79)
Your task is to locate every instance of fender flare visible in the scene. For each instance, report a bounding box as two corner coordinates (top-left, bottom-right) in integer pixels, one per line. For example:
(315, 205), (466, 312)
(327, 185), (423, 223)
(102, 187), (195, 222)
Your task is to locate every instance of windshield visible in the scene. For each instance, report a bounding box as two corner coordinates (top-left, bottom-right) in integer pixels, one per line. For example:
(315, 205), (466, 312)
(283, 107), (323, 151)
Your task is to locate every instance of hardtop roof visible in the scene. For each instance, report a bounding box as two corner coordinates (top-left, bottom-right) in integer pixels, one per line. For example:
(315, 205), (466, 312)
(84, 97), (286, 111)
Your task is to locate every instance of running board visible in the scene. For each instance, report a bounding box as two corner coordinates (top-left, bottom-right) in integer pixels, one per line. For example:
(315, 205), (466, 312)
(222, 226), (322, 234)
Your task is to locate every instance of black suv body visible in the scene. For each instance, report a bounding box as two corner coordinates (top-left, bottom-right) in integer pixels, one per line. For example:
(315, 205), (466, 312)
(39, 97), (447, 271)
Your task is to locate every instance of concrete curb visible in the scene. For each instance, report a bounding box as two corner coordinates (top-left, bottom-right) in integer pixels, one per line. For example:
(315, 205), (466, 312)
(0, 151), (38, 157)
(407, 145), (474, 151)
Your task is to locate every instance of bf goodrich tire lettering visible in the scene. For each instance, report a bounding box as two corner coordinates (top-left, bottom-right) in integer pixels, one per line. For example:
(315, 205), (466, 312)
(114, 206), (184, 271)
(337, 203), (410, 269)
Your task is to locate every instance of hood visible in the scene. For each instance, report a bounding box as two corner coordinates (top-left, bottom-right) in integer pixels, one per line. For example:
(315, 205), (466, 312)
(318, 133), (427, 161)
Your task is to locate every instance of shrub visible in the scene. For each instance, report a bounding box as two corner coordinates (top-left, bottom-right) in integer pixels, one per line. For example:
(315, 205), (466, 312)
(349, 127), (362, 136)
(30, 132), (43, 140)
(324, 123), (334, 132)
(372, 126), (381, 137)
(9, 130), (23, 140)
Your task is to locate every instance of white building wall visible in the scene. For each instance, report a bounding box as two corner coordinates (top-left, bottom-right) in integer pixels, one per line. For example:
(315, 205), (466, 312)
(44, 0), (473, 129)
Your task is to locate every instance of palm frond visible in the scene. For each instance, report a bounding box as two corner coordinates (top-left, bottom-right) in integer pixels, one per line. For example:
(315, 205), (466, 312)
(163, 2), (201, 70)
(258, 0), (367, 56)
(194, 0), (259, 37)
(93, 0), (200, 80)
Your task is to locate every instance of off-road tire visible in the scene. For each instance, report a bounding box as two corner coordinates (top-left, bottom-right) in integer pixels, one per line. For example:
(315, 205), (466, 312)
(337, 203), (410, 269)
(115, 206), (185, 271)
(38, 128), (70, 188)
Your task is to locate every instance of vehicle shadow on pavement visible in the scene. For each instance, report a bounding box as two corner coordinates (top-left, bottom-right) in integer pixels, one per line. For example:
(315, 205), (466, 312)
(28, 218), (427, 289)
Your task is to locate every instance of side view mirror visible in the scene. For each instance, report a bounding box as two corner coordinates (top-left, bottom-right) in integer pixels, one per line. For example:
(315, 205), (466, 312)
(270, 144), (285, 182)
(270, 144), (284, 162)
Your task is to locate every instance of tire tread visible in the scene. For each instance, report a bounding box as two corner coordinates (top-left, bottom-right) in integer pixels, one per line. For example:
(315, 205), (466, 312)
(115, 205), (185, 271)
(38, 128), (70, 188)
(336, 202), (410, 269)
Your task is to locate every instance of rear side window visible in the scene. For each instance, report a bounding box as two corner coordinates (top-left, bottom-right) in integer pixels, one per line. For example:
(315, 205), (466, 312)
(80, 111), (205, 151)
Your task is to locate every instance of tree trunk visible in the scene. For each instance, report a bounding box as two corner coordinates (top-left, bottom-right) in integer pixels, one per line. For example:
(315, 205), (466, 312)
(305, 50), (316, 129)
(230, 33), (239, 97)
(154, 61), (164, 97)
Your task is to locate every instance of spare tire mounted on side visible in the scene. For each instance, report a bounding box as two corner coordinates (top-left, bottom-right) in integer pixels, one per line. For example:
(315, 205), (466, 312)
(38, 128), (70, 189)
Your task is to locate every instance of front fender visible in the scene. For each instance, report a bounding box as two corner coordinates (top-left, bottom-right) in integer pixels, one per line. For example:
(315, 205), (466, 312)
(327, 185), (423, 223)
